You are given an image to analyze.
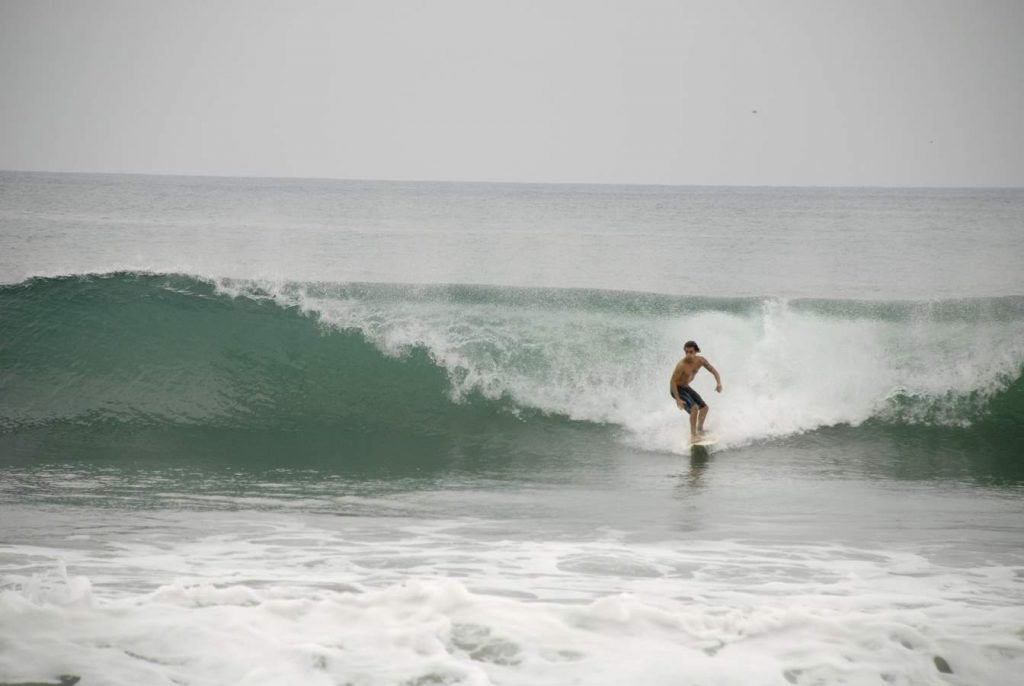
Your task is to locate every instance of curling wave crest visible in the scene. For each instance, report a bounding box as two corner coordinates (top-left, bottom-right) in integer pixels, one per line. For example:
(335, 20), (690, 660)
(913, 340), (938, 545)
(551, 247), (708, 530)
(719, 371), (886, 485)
(2, 272), (1022, 453)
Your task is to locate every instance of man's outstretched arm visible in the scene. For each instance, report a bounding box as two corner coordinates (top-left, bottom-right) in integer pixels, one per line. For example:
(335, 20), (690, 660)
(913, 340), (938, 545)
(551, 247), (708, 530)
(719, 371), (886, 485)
(703, 359), (723, 392)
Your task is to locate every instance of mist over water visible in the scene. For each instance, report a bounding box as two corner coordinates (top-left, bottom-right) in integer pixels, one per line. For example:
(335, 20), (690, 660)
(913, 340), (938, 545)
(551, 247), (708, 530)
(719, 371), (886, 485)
(2, 173), (1023, 685)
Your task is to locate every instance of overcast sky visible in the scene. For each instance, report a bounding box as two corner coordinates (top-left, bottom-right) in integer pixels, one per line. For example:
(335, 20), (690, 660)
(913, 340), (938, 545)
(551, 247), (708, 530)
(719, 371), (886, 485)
(1, 0), (1022, 187)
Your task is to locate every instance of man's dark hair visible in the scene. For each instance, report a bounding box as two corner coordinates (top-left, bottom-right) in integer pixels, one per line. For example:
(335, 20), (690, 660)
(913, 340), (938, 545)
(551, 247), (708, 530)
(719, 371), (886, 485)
(684, 340), (700, 353)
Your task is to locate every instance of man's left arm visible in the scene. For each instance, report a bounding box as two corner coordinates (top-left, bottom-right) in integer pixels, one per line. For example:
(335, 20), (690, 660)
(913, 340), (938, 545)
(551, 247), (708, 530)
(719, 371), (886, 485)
(703, 358), (723, 392)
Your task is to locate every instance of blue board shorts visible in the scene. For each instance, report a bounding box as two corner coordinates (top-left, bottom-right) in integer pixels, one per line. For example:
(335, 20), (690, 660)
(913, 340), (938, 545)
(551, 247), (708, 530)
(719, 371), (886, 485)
(673, 385), (707, 412)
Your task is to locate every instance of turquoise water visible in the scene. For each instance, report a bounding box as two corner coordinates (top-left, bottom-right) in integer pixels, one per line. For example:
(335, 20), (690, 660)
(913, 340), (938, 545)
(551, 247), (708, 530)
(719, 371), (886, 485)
(1, 173), (1023, 685)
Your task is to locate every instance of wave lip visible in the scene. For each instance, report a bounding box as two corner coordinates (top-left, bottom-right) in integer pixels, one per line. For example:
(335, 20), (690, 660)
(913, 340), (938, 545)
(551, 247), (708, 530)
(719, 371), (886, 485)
(1, 272), (1022, 455)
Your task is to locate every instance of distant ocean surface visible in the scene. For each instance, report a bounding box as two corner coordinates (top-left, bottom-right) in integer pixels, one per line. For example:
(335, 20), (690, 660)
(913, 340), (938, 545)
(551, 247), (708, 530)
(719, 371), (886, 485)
(1, 172), (1022, 685)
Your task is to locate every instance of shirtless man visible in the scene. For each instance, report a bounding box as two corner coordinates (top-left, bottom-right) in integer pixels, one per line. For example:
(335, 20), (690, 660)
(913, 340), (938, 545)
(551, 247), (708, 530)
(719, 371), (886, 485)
(669, 340), (723, 443)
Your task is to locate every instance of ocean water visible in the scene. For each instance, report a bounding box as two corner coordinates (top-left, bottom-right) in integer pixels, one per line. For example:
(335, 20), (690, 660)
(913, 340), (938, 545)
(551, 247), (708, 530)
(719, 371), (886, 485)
(1, 171), (1023, 685)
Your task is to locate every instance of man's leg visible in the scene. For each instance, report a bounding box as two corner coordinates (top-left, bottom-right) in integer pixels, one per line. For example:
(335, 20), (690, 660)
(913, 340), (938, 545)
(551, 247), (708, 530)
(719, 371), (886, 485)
(689, 406), (700, 441)
(697, 405), (709, 433)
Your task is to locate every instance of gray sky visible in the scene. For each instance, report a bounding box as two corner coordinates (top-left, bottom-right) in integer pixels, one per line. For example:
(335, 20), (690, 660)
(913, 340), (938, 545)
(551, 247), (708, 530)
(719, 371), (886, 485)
(1, 0), (1022, 186)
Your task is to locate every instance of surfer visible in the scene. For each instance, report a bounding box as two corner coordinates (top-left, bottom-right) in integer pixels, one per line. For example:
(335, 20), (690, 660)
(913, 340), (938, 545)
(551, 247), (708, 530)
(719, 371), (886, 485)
(670, 340), (722, 443)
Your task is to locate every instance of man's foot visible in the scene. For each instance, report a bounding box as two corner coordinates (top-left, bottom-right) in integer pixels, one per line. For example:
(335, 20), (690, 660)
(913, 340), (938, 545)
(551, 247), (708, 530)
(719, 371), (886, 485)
(690, 434), (702, 444)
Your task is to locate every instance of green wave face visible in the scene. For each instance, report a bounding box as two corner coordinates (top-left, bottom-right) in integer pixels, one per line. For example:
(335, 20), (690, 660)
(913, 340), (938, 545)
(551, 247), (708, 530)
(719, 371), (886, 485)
(0, 273), (553, 473)
(1, 273), (458, 430)
(2, 273), (1022, 471)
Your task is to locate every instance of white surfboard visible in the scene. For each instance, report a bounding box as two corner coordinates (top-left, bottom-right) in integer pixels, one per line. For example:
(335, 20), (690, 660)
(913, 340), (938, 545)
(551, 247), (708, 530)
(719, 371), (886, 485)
(690, 434), (719, 447)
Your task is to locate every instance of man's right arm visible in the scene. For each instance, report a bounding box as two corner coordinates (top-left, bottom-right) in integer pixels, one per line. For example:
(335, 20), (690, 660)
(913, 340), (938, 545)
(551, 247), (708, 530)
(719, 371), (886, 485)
(669, 362), (683, 399)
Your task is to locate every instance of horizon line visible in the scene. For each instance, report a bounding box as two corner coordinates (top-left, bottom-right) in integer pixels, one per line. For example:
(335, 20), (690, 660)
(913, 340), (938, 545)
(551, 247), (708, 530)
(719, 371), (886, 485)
(2, 167), (1022, 192)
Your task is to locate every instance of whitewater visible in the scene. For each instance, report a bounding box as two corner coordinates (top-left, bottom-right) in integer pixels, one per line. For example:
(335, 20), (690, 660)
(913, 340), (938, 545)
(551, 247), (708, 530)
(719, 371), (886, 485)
(1, 172), (1023, 686)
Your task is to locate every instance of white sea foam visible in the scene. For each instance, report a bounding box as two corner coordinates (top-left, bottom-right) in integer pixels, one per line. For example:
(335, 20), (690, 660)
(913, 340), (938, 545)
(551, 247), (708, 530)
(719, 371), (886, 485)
(1, 517), (1021, 685)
